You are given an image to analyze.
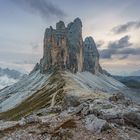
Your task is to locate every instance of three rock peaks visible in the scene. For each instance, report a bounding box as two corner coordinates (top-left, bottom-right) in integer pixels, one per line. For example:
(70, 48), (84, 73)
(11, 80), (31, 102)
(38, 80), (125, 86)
(36, 18), (102, 74)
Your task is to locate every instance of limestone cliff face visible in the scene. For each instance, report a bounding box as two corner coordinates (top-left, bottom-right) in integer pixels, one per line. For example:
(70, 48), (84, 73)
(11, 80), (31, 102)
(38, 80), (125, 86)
(67, 18), (83, 72)
(39, 18), (102, 74)
(40, 21), (67, 73)
(83, 37), (102, 74)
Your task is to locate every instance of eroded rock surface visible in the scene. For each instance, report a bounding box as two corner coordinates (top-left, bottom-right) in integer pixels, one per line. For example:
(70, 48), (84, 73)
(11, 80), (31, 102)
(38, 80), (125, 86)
(84, 114), (110, 133)
(38, 18), (102, 74)
(0, 93), (140, 140)
(83, 37), (102, 74)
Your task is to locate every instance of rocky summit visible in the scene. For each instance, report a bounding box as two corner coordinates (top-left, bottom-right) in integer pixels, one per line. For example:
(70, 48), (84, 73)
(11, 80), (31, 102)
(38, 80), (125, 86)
(0, 18), (140, 140)
(35, 18), (102, 74)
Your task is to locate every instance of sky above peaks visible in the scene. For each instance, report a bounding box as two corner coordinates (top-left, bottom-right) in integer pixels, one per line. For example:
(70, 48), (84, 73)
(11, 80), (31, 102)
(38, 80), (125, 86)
(0, 0), (140, 75)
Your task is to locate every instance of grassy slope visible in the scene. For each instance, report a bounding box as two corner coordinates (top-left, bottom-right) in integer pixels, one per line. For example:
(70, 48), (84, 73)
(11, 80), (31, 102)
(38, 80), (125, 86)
(0, 70), (65, 121)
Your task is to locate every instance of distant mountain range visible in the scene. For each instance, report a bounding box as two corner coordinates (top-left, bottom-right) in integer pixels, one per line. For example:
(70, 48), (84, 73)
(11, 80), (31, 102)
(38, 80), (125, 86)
(130, 70), (140, 76)
(0, 68), (25, 89)
(102, 69), (140, 89)
(0, 67), (24, 79)
(113, 75), (140, 89)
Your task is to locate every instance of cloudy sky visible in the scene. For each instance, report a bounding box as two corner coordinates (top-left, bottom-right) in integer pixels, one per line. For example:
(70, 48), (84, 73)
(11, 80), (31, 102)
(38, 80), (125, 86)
(0, 0), (140, 75)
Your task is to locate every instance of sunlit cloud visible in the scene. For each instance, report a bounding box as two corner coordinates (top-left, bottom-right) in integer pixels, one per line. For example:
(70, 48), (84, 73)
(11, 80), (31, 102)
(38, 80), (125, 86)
(112, 21), (140, 34)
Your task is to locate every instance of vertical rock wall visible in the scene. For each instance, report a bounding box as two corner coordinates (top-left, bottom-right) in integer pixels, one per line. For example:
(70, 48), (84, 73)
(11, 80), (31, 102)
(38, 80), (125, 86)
(38, 18), (102, 74)
(83, 37), (102, 74)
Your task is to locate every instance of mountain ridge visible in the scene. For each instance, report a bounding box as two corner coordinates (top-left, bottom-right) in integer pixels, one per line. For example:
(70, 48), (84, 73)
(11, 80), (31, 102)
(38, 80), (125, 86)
(0, 67), (23, 79)
(0, 67), (25, 90)
(32, 18), (102, 74)
(130, 70), (140, 76)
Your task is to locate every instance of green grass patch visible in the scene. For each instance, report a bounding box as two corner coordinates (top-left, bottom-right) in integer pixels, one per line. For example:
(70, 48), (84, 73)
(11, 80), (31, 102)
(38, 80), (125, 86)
(0, 70), (65, 121)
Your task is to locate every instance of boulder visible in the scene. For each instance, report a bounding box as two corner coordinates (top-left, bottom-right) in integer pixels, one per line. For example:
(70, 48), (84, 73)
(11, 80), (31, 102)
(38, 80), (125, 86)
(63, 95), (80, 108)
(19, 115), (40, 126)
(109, 92), (125, 102)
(123, 112), (140, 129)
(84, 114), (110, 133)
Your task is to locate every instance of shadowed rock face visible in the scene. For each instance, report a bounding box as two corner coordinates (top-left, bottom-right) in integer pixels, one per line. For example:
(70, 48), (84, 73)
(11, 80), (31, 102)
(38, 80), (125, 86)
(39, 18), (102, 74)
(83, 37), (102, 73)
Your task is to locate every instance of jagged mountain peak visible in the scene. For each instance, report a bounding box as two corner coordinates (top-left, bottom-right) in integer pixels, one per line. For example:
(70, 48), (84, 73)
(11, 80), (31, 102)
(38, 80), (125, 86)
(56, 20), (65, 30)
(37, 18), (102, 74)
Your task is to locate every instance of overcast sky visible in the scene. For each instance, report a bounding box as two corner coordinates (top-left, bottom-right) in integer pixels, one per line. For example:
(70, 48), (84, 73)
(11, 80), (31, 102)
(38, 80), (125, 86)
(0, 0), (140, 75)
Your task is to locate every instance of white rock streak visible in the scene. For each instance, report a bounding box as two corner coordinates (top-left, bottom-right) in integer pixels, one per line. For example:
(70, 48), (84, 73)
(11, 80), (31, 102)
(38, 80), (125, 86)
(0, 71), (51, 112)
(0, 71), (125, 113)
(68, 71), (125, 93)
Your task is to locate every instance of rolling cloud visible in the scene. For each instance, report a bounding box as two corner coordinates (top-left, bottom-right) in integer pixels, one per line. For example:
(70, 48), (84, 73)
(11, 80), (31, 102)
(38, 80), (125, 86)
(11, 0), (66, 19)
(99, 35), (140, 59)
(112, 21), (140, 34)
(108, 35), (132, 49)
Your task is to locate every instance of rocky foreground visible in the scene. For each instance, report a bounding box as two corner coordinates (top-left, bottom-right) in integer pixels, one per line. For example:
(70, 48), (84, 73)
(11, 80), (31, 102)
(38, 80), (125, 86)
(0, 93), (140, 140)
(0, 71), (140, 140)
